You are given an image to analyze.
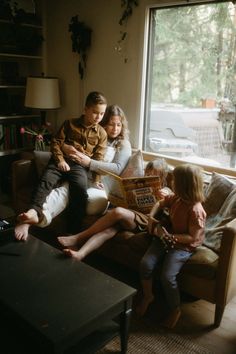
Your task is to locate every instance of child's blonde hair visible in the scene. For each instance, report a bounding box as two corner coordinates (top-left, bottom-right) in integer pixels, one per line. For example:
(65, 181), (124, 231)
(173, 164), (205, 203)
(145, 158), (169, 187)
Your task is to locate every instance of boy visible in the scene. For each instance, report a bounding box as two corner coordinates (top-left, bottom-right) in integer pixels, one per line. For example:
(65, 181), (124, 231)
(15, 91), (107, 240)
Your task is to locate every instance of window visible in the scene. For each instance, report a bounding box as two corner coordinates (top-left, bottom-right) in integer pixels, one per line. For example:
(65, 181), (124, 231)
(143, 1), (236, 169)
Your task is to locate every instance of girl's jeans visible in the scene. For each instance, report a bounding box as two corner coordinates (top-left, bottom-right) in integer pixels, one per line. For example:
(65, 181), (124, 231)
(140, 237), (193, 311)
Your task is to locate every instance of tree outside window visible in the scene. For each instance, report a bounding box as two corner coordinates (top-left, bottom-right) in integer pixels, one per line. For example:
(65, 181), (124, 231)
(144, 1), (236, 168)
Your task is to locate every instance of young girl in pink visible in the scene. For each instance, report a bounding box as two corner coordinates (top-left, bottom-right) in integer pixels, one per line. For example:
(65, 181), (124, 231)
(136, 164), (206, 329)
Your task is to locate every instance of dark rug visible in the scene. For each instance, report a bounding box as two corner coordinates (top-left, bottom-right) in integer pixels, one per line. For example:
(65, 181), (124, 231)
(96, 317), (213, 354)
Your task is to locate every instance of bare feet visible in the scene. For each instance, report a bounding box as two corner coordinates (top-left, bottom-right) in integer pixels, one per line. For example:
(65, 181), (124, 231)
(57, 234), (80, 248)
(162, 307), (181, 329)
(63, 248), (84, 261)
(17, 209), (39, 225)
(14, 223), (30, 241)
(136, 295), (154, 317)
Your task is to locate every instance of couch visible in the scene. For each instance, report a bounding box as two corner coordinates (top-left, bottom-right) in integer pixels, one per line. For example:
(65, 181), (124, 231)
(11, 152), (236, 327)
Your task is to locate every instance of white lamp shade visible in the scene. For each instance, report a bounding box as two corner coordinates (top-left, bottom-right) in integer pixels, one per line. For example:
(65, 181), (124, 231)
(25, 76), (61, 110)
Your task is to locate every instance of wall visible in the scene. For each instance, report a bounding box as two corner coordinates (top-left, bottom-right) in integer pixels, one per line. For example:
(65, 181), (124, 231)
(44, 0), (214, 148)
(44, 0), (152, 147)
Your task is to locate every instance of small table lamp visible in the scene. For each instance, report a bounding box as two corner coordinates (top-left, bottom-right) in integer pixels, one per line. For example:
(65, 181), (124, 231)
(25, 76), (61, 125)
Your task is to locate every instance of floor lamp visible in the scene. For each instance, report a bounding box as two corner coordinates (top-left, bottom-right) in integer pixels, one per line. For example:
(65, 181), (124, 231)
(24, 76), (61, 125)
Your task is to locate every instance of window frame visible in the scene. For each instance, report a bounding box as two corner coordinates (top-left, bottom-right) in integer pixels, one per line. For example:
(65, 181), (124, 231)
(140, 0), (236, 177)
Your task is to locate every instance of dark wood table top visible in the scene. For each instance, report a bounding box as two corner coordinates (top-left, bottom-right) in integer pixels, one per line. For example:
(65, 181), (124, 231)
(0, 231), (136, 352)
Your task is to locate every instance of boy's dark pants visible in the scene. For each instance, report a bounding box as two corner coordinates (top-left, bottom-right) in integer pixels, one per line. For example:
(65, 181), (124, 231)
(31, 159), (88, 233)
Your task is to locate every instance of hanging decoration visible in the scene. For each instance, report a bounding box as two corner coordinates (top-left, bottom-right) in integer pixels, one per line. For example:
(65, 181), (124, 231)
(69, 15), (92, 79)
(115, 0), (139, 63)
(119, 0), (139, 26)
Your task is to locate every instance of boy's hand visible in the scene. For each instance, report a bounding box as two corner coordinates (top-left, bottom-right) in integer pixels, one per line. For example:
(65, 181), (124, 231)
(57, 161), (70, 171)
(62, 144), (77, 156)
(70, 151), (91, 167)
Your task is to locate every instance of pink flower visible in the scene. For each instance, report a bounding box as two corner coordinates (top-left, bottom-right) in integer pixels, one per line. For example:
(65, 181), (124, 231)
(36, 134), (44, 141)
(20, 123), (51, 151)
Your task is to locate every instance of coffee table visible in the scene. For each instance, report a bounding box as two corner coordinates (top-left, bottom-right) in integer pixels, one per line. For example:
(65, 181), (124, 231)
(0, 231), (136, 354)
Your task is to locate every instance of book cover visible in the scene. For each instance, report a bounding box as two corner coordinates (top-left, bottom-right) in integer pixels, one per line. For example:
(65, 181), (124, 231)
(101, 169), (161, 214)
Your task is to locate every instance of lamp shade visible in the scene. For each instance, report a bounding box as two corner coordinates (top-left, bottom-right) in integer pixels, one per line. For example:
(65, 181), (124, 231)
(25, 76), (61, 110)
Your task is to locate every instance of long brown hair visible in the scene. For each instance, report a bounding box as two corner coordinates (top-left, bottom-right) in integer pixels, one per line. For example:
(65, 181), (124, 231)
(173, 164), (205, 203)
(100, 105), (130, 144)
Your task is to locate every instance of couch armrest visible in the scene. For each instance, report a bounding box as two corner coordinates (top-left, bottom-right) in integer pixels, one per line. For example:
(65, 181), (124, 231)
(216, 218), (236, 306)
(11, 159), (38, 212)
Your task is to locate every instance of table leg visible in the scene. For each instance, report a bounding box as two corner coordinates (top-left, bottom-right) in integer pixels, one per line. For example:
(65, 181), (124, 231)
(119, 298), (133, 354)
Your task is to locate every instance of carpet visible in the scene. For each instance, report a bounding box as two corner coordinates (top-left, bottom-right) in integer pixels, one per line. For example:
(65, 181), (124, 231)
(96, 317), (213, 354)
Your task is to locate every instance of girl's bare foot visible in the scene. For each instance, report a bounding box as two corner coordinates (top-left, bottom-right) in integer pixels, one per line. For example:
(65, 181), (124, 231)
(57, 234), (80, 247)
(17, 209), (39, 225)
(162, 307), (181, 329)
(14, 223), (30, 241)
(63, 248), (84, 261)
(136, 295), (154, 317)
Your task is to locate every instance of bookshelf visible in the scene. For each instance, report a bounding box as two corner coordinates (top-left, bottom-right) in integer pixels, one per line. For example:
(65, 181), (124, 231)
(0, 0), (44, 197)
(0, 1), (44, 156)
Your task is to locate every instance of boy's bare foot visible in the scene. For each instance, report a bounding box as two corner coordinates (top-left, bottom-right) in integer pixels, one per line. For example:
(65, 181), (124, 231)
(136, 295), (154, 317)
(162, 307), (181, 329)
(14, 223), (30, 241)
(17, 209), (39, 225)
(63, 248), (84, 261)
(57, 234), (80, 247)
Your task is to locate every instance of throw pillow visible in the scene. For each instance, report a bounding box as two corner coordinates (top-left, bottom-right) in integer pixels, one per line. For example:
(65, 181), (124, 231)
(120, 150), (144, 178)
(204, 187), (236, 253)
(34, 150), (52, 177)
(203, 172), (235, 217)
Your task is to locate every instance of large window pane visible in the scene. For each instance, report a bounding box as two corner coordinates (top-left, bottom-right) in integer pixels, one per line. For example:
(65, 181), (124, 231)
(143, 2), (236, 168)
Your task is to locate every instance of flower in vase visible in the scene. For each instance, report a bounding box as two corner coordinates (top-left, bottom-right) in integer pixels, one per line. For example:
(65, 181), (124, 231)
(20, 122), (52, 151)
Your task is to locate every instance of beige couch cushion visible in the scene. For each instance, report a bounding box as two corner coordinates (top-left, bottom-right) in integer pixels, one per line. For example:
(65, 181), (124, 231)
(181, 245), (218, 280)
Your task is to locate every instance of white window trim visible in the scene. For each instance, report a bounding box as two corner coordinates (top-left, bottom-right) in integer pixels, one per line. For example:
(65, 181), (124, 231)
(139, 0), (236, 177)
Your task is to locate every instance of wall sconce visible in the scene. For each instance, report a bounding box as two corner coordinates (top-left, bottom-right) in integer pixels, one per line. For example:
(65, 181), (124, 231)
(25, 76), (61, 125)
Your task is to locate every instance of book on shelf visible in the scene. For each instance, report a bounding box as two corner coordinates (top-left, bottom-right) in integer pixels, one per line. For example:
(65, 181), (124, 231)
(0, 124), (3, 150)
(0, 122), (34, 151)
(100, 169), (162, 214)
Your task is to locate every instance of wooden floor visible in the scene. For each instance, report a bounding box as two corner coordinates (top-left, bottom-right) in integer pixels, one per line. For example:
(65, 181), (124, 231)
(86, 254), (236, 354)
(176, 296), (236, 354)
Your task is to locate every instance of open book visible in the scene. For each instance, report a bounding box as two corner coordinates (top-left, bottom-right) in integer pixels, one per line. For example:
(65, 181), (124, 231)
(100, 169), (162, 214)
